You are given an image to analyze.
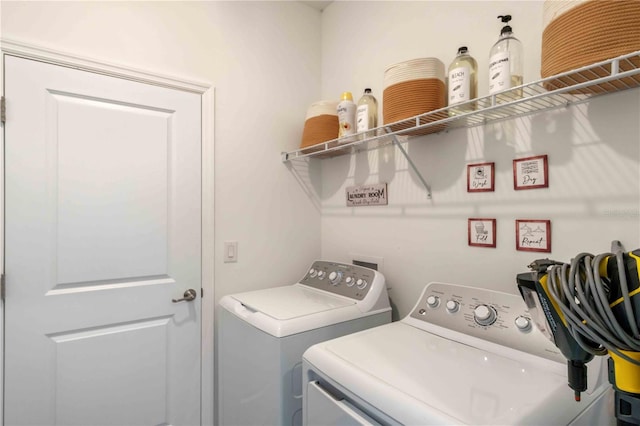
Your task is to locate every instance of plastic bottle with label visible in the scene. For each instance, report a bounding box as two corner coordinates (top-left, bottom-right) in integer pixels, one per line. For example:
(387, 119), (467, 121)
(447, 46), (478, 116)
(488, 14), (523, 103)
(337, 91), (357, 141)
(356, 88), (378, 140)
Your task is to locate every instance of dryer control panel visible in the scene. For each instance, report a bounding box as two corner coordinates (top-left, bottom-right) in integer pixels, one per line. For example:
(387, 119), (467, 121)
(300, 261), (378, 301)
(409, 282), (565, 363)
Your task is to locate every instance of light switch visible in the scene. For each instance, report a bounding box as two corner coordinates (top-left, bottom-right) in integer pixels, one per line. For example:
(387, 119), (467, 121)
(224, 241), (238, 263)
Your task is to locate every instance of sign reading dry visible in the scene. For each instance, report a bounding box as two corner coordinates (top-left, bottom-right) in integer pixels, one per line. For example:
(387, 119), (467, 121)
(346, 183), (388, 207)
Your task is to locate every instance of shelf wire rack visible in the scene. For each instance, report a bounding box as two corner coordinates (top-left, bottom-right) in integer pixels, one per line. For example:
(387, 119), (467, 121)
(282, 50), (640, 163)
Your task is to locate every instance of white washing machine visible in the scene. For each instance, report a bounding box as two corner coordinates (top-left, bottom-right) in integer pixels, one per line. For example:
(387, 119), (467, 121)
(303, 282), (615, 425)
(218, 260), (391, 426)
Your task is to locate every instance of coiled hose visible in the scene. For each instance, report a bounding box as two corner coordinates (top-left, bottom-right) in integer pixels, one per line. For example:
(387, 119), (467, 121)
(545, 251), (640, 367)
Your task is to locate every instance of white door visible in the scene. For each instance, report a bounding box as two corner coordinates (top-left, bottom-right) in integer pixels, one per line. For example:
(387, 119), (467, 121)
(3, 55), (202, 426)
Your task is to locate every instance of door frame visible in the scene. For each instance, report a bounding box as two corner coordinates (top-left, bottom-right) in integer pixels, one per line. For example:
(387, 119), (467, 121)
(0, 38), (216, 426)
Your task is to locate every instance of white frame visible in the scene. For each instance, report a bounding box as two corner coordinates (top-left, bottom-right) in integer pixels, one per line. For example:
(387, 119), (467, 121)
(0, 38), (216, 426)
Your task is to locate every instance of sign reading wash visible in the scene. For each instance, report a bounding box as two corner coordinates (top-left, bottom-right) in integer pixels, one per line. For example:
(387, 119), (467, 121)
(346, 183), (388, 207)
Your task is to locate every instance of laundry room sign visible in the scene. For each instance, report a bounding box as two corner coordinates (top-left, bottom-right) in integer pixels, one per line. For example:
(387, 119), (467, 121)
(346, 183), (388, 207)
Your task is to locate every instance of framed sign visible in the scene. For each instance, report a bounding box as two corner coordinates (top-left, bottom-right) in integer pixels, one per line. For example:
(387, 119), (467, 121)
(467, 162), (495, 192)
(346, 183), (388, 207)
(468, 218), (496, 248)
(515, 219), (551, 252)
(513, 155), (548, 190)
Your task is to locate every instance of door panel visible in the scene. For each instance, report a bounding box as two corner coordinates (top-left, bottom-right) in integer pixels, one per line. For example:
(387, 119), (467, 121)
(53, 92), (171, 284)
(51, 317), (170, 426)
(4, 55), (201, 426)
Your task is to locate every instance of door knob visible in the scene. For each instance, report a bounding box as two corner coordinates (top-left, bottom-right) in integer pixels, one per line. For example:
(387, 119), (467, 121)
(172, 289), (197, 303)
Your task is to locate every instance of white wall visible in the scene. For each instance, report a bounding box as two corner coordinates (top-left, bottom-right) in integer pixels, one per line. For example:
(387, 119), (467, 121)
(2, 0), (322, 297)
(319, 1), (640, 319)
(1, 1), (323, 423)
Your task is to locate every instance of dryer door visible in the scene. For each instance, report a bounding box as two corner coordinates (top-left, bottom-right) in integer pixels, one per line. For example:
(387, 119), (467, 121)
(306, 381), (381, 426)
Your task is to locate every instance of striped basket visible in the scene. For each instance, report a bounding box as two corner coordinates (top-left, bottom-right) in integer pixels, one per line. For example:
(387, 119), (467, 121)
(382, 58), (447, 136)
(541, 0), (640, 93)
(300, 100), (339, 153)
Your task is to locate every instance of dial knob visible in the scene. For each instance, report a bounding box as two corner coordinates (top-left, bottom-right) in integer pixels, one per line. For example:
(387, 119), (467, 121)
(328, 271), (343, 285)
(446, 300), (459, 313)
(317, 271), (326, 279)
(515, 316), (531, 332)
(474, 305), (497, 325)
(356, 279), (368, 290)
(426, 295), (440, 308)
(345, 277), (355, 287)
(309, 268), (317, 278)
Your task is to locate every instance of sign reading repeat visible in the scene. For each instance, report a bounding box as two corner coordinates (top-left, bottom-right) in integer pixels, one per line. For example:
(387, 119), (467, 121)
(346, 183), (388, 207)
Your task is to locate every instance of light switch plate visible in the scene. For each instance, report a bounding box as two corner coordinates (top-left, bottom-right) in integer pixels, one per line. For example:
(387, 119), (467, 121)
(224, 241), (238, 263)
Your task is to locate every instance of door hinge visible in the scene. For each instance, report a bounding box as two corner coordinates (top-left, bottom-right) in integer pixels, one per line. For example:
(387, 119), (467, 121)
(1, 96), (6, 124)
(201, 288), (204, 298)
(1, 274), (5, 301)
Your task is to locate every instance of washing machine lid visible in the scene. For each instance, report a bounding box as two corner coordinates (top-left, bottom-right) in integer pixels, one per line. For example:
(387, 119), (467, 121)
(304, 322), (608, 425)
(220, 284), (371, 337)
(231, 284), (355, 320)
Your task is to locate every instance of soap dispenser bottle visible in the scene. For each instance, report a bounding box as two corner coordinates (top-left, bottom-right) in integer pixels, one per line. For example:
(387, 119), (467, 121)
(356, 88), (378, 139)
(447, 46), (478, 116)
(488, 14), (523, 102)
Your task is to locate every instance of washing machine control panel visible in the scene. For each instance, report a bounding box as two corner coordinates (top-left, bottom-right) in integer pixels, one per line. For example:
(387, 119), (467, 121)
(409, 282), (564, 362)
(300, 261), (378, 301)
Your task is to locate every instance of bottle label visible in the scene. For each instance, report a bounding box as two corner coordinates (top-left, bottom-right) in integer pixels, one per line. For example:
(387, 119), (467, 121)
(337, 101), (357, 137)
(448, 66), (470, 105)
(489, 51), (511, 94)
(356, 105), (369, 132)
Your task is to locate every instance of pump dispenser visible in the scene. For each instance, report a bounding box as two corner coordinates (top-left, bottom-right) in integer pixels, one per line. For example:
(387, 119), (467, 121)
(447, 46), (478, 116)
(489, 14), (523, 102)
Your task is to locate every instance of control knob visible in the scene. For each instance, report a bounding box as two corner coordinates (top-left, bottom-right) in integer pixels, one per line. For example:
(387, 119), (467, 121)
(317, 271), (326, 279)
(515, 316), (532, 332)
(328, 271), (343, 286)
(345, 277), (355, 287)
(308, 268), (317, 278)
(474, 304), (497, 326)
(446, 300), (459, 313)
(356, 279), (368, 290)
(426, 295), (440, 308)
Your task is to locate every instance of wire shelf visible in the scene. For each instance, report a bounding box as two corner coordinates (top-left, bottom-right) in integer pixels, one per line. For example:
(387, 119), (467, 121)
(282, 50), (640, 163)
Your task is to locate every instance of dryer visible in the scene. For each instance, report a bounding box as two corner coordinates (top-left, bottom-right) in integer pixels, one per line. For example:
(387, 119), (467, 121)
(303, 282), (614, 425)
(217, 260), (391, 426)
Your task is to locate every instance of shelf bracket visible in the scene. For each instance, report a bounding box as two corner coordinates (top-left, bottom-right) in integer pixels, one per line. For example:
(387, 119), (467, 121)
(386, 128), (432, 199)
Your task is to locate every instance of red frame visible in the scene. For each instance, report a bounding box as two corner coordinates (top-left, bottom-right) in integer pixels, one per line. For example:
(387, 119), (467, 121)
(515, 219), (551, 252)
(513, 155), (548, 190)
(468, 218), (497, 248)
(467, 162), (495, 193)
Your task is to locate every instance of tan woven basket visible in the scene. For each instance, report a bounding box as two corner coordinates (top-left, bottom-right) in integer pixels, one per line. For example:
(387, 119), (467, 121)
(300, 114), (339, 150)
(541, 0), (640, 93)
(383, 78), (447, 136)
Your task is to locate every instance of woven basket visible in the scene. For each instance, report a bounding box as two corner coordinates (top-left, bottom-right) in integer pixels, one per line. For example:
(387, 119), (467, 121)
(300, 114), (339, 149)
(383, 78), (447, 136)
(299, 100), (339, 154)
(541, 0), (640, 93)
